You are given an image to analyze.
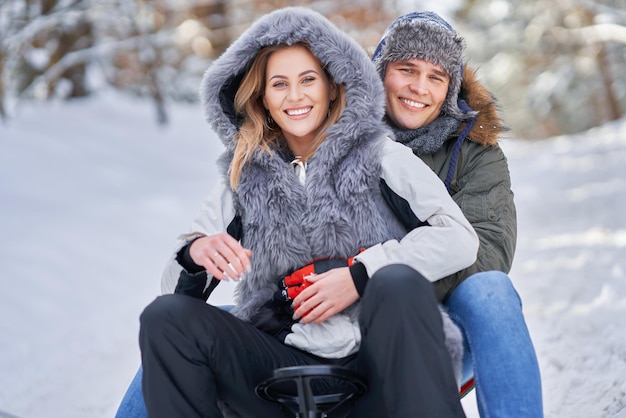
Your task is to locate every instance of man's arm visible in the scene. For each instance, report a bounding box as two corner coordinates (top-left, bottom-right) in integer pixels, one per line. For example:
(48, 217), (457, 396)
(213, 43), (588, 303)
(355, 138), (479, 281)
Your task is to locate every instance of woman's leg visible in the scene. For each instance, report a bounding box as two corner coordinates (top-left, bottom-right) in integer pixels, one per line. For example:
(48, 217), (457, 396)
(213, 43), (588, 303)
(445, 271), (543, 418)
(114, 306), (236, 418)
(114, 367), (147, 418)
(139, 294), (325, 418)
(351, 264), (465, 418)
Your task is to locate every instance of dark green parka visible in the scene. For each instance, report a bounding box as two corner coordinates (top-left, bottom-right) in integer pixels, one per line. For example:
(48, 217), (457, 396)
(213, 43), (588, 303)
(420, 66), (516, 302)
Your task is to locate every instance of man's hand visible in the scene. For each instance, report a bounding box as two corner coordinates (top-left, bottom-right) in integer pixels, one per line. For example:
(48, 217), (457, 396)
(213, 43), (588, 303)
(292, 267), (359, 324)
(189, 233), (252, 281)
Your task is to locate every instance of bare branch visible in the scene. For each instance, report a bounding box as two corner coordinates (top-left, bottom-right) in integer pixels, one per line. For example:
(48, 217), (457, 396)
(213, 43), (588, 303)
(572, 0), (626, 22)
(19, 29), (175, 99)
(552, 23), (626, 46)
(2, 9), (87, 54)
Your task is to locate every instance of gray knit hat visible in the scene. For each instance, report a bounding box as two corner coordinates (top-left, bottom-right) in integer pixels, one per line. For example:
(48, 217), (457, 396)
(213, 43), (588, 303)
(372, 11), (475, 121)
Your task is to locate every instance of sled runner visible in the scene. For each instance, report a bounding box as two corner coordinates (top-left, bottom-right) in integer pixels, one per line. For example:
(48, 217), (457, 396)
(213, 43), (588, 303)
(459, 376), (475, 398)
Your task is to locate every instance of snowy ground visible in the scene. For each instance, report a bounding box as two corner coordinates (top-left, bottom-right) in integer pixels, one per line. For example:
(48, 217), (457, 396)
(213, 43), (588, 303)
(1, 91), (625, 418)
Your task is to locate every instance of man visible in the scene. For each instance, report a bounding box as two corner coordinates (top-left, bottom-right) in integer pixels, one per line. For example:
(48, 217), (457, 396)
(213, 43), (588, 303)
(372, 11), (544, 417)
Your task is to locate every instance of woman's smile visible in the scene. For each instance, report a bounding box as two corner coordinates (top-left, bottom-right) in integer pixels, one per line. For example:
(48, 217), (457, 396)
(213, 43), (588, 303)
(285, 106), (313, 117)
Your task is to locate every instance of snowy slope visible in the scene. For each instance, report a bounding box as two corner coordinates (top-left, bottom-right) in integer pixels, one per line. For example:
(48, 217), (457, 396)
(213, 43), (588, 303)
(0, 92), (624, 417)
(503, 121), (626, 418)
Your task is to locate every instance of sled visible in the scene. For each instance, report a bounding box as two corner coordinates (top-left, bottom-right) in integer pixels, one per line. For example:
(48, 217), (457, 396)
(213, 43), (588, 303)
(459, 376), (475, 398)
(256, 365), (475, 418)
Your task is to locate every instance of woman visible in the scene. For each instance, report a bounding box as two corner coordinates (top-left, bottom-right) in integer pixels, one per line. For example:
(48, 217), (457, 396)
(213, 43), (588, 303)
(138, 7), (478, 417)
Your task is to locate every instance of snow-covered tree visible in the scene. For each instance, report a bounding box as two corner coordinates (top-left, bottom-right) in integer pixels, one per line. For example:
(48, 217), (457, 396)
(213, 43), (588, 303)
(0, 0), (397, 125)
(455, 0), (626, 138)
(3, 0), (621, 137)
(0, 0), (229, 124)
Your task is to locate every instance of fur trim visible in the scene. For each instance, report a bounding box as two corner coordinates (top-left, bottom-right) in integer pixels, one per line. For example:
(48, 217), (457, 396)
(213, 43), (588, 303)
(200, 7), (386, 151)
(461, 65), (508, 146)
(440, 306), (464, 385)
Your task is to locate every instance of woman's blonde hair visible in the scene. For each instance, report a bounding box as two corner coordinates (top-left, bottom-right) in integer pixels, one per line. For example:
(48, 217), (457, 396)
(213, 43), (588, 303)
(229, 41), (346, 189)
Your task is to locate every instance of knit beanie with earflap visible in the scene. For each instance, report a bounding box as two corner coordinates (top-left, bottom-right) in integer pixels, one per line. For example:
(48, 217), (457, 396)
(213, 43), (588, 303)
(372, 11), (477, 121)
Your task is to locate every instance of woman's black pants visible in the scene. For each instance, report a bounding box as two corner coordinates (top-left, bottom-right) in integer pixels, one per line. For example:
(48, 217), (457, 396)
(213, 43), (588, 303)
(139, 264), (465, 417)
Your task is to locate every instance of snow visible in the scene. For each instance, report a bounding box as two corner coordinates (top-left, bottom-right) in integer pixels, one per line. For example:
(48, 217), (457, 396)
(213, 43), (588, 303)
(1, 91), (625, 418)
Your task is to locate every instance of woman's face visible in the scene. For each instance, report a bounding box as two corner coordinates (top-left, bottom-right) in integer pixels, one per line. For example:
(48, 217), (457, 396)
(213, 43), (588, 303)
(263, 45), (336, 156)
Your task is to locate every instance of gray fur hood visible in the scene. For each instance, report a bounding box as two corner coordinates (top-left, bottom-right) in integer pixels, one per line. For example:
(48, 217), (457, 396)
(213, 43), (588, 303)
(199, 7), (386, 151)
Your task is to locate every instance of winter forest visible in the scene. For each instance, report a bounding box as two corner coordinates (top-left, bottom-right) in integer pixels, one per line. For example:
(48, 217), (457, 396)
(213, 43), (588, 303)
(1, 0), (626, 417)
(1, 0), (625, 138)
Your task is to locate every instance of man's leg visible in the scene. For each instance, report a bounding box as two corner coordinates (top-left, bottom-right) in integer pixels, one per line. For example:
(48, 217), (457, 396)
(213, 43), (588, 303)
(351, 264), (466, 418)
(445, 271), (543, 417)
(139, 294), (324, 418)
(114, 367), (146, 418)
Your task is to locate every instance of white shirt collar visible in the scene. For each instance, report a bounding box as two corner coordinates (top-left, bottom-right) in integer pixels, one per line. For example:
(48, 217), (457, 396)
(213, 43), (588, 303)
(290, 157), (307, 185)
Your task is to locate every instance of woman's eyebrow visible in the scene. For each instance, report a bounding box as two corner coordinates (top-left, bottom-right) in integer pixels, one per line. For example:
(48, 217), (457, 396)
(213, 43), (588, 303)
(269, 69), (320, 81)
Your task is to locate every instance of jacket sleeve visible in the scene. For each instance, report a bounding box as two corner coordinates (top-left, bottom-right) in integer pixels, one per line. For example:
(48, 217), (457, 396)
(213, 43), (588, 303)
(355, 138), (479, 282)
(160, 179), (236, 294)
(433, 141), (517, 301)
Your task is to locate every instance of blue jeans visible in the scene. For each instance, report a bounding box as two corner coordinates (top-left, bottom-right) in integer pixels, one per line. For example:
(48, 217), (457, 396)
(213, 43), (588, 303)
(446, 271), (544, 417)
(116, 274), (544, 417)
(115, 367), (146, 418)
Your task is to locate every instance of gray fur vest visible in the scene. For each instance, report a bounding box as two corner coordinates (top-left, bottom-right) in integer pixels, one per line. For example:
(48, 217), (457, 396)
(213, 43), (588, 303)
(228, 135), (407, 321)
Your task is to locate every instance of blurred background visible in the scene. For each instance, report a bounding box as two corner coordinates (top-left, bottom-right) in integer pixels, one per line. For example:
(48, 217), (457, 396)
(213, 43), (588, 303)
(1, 0), (625, 139)
(2, 2), (625, 417)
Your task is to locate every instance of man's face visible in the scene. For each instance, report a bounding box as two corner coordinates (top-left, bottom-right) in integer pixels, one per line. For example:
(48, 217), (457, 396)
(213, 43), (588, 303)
(383, 58), (450, 130)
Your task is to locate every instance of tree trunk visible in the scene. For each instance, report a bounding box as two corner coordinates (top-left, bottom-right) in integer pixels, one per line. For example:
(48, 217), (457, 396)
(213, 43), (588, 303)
(0, 48), (5, 120)
(597, 45), (623, 122)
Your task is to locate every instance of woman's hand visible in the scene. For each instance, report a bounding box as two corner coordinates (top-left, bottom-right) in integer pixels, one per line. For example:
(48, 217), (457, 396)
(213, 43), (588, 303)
(189, 233), (252, 281)
(292, 267), (359, 324)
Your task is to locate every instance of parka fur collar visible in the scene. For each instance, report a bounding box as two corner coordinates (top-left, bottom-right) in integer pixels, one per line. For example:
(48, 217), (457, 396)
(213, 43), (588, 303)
(460, 65), (508, 146)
